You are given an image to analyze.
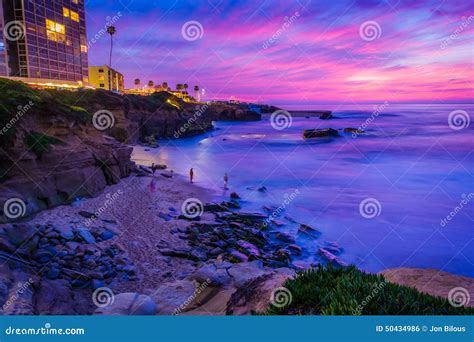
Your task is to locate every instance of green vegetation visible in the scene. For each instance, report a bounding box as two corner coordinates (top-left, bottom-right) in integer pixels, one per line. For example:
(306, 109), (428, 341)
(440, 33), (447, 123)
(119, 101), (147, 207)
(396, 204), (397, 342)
(0, 78), (42, 144)
(24, 131), (65, 158)
(267, 265), (474, 315)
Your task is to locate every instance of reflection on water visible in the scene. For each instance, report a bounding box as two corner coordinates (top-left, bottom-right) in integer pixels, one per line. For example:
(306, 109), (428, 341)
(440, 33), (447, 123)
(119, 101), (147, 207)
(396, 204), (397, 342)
(132, 104), (474, 277)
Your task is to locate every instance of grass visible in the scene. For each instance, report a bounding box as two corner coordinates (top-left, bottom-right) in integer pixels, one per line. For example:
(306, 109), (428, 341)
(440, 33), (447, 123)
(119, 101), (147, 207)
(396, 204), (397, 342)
(266, 265), (474, 315)
(24, 131), (65, 158)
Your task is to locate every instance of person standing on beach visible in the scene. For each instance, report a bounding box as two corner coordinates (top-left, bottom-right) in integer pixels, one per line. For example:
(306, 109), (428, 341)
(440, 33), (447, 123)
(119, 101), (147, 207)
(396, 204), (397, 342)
(151, 163), (156, 177)
(189, 168), (194, 183)
(224, 172), (229, 189)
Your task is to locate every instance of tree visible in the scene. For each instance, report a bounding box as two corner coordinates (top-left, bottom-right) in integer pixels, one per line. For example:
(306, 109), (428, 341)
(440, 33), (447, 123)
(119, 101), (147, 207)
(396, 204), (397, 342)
(176, 84), (183, 92)
(162, 82), (168, 89)
(183, 83), (188, 94)
(134, 79), (140, 89)
(106, 25), (116, 68)
(148, 80), (154, 88)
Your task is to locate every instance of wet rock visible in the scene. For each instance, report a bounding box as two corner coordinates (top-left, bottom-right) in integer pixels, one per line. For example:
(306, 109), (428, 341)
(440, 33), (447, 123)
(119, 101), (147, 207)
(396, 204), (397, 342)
(318, 248), (348, 267)
(258, 186), (267, 192)
(288, 244), (302, 254)
(236, 240), (260, 258)
(298, 224), (321, 238)
(319, 111), (333, 120)
(95, 293), (157, 315)
(52, 225), (75, 240)
(303, 128), (339, 139)
(100, 230), (115, 241)
(159, 248), (191, 259)
(230, 192), (241, 200)
(344, 127), (364, 134)
(276, 232), (295, 243)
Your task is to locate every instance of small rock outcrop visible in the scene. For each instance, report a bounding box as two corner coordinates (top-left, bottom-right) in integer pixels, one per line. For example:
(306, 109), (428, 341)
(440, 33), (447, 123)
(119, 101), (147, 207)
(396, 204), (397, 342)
(303, 128), (339, 139)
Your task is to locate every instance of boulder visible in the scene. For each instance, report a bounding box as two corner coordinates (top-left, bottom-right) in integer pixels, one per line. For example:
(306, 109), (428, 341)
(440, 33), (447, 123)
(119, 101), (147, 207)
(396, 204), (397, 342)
(303, 128), (339, 139)
(236, 240), (261, 258)
(226, 269), (295, 315)
(151, 280), (199, 315)
(343, 127), (364, 134)
(95, 292), (157, 315)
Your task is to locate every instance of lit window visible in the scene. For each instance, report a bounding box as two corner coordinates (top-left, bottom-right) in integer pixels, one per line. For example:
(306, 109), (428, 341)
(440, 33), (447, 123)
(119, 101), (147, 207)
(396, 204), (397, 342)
(46, 19), (65, 34)
(70, 11), (79, 22)
(72, 0), (78, 4)
(80, 44), (87, 53)
(63, 7), (70, 17)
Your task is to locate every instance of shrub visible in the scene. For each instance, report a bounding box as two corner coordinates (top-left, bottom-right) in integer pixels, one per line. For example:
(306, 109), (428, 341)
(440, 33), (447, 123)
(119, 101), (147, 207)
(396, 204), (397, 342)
(24, 131), (65, 158)
(266, 265), (474, 315)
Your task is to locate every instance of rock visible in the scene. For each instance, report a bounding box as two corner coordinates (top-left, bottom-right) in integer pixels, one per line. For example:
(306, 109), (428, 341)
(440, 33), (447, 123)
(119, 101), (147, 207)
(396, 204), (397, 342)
(303, 128), (339, 139)
(258, 186), (267, 192)
(227, 261), (267, 287)
(236, 240), (261, 258)
(158, 212), (172, 221)
(276, 232), (295, 243)
(150, 280), (199, 315)
(288, 244), (302, 254)
(318, 248), (348, 267)
(159, 248), (191, 259)
(52, 225), (75, 240)
(100, 230), (115, 241)
(228, 250), (249, 263)
(91, 279), (105, 289)
(271, 219), (285, 227)
(76, 228), (96, 244)
(78, 211), (95, 219)
(343, 127), (364, 134)
(380, 268), (474, 307)
(230, 192), (240, 199)
(95, 293), (157, 315)
(319, 111), (333, 120)
(36, 279), (89, 315)
(189, 263), (232, 287)
(46, 267), (61, 280)
(4, 224), (36, 247)
(226, 269), (296, 315)
(298, 224), (321, 237)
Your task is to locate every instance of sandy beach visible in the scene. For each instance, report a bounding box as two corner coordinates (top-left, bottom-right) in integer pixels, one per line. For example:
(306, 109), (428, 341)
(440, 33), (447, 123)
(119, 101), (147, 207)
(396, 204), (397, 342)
(29, 167), (215, 294)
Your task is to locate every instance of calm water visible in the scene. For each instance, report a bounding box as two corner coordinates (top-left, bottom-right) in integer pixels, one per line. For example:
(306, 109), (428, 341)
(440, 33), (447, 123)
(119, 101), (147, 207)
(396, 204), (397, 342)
(132, 104), (474, 277)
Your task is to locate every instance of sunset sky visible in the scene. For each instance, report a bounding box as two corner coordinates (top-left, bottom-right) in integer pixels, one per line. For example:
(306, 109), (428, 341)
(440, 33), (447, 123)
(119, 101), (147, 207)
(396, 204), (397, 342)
(86, 0), (473, 105)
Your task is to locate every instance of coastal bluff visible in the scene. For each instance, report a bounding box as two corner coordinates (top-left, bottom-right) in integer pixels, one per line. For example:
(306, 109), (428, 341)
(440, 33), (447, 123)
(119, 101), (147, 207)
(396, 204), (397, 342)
(0, 79), (262, 220)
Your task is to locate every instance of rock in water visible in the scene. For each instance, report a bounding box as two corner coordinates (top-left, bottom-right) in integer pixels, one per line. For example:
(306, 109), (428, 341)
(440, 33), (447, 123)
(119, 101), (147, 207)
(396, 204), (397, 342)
(343, 127), (364, 134)
(318, 248), (348, 267)
(303, 128), (339, 139)
(236, 240), (261, 258)
(319, 111), (333, 120)
(230, 192), (241, 199)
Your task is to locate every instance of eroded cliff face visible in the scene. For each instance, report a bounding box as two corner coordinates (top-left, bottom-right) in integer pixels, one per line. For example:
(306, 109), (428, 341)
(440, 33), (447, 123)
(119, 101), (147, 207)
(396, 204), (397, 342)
(0, 80), (261, 220)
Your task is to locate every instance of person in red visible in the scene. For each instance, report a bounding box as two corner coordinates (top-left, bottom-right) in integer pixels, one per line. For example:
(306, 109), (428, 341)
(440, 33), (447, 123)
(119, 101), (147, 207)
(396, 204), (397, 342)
(189, 168), (194, 183)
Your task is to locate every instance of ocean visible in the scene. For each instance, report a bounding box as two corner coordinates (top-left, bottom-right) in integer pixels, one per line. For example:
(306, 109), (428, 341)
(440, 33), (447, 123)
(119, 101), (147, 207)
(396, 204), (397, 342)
(132, 104), (474, 277)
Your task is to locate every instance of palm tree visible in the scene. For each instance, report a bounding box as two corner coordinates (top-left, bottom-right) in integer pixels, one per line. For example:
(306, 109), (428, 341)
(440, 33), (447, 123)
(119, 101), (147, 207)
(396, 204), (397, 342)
(134, 79), (140, 89)
(148, 80), (154, 88)
(162, 82), (168, 90)
(176, 84), (183, 93)
(194, 85), (200, 101)
(106, 25), (116, 68)
(183, 83), (188, 94)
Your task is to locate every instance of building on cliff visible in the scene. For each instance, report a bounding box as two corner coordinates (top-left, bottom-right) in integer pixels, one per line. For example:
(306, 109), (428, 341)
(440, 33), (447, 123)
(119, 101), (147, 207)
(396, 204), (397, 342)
(0, 0), (90, 89)
(89, 65), (124, 93)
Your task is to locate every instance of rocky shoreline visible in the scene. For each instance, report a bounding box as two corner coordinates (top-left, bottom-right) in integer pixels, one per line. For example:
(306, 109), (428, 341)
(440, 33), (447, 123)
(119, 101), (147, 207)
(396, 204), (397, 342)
(1, 167), (472, 316)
